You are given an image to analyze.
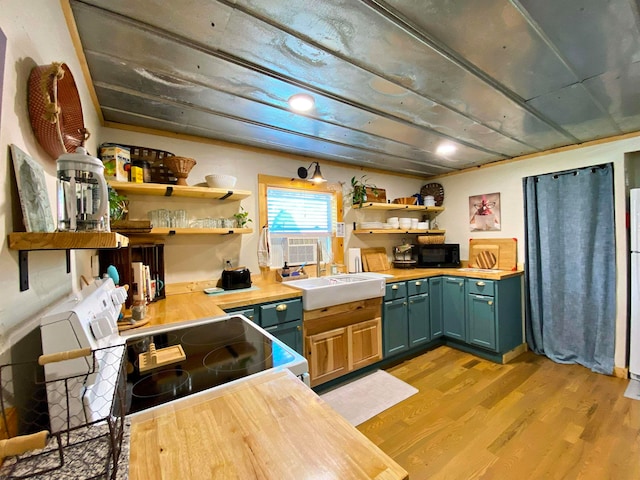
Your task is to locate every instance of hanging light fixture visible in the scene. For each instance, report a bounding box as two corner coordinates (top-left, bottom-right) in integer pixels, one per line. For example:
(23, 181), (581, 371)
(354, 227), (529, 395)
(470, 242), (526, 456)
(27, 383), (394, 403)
(288, 93), (315, 112)
(297, 161), (326, 183)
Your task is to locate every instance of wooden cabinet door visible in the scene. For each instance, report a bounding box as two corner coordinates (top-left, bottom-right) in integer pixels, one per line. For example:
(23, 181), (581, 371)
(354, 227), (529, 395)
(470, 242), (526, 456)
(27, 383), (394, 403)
(349, 317), (382, 371)
(408, 293), (429, 347)
(467, 294), (496, 351)
(306, 327), (349, 387)
(442, 277), (466, 341)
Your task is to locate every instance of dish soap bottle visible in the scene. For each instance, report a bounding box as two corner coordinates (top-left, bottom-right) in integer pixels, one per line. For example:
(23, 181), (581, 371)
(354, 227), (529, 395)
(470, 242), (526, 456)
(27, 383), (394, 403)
(281, 262), (291, 278)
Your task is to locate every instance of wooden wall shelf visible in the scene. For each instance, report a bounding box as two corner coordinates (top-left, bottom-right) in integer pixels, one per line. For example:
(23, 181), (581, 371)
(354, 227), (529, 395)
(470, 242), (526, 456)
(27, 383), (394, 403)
(8, 232), (129, 291)
(124, 228), (253, 236)
(108, 181), (251, 201)
(353, 229), (446, 235)
(353, 202), (444, 214)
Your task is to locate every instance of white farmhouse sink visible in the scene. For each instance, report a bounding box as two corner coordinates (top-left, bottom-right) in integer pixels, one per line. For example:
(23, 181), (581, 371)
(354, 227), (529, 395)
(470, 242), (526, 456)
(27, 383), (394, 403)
(284, 274), (386, 310)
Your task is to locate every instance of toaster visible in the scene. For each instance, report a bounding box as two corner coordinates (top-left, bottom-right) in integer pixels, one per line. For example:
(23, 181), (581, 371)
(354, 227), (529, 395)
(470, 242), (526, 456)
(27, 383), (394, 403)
(221, 267), (252, 290)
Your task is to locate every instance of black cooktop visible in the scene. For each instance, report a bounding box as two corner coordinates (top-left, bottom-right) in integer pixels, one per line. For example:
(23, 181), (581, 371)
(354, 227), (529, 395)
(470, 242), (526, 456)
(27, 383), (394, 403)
(123, 316), (295, 414)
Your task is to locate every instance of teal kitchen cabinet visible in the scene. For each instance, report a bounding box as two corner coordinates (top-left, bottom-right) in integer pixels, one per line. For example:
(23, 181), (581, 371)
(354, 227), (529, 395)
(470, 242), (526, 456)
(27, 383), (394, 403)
(225, 298), (303, 354)
(383, 279), (432, 356)
(260, 299), (304, 355)
(428, 277), (443, 339)
(442, 277), (466, 341)
(407, 278), (430, 347)
(382, 282), (408, 357)
(466, 276), (522, 353)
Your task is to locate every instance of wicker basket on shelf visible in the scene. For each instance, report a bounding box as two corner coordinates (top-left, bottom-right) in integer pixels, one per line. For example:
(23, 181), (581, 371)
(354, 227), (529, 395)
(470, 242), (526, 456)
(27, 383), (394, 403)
(417, 235), (445, 244)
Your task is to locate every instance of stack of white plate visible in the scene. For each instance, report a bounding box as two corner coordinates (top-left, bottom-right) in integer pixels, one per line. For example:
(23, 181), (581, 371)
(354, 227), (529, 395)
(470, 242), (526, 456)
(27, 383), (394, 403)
(359, 221), (384, 229)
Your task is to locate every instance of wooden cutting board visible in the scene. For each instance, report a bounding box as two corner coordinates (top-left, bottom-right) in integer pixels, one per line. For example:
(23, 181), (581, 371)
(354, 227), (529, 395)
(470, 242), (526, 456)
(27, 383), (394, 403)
(361, 247), (390, 272)
(469, 238), (517, 270)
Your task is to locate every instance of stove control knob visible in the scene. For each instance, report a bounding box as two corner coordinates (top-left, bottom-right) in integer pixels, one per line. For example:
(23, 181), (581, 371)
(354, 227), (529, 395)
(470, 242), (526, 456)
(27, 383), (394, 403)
(90, 316), (116, 340)
(110, 286), (128, 308)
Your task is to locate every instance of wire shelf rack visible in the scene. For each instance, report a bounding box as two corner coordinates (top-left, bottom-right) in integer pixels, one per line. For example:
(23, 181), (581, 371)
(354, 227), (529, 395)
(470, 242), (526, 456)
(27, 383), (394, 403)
(0, 345), (127, 479)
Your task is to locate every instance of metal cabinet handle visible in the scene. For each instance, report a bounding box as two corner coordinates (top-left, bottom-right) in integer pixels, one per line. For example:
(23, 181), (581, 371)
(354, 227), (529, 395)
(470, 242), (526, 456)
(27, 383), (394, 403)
(459, 282), (463, 287)
(488, 301), (493, 306)
(297, 325), (301, 331)
(276, 304), (287, 312)
(476, 281), (486, 287)
(392, 285), (399, 290)
(415, 281), (422, 286)
(403, 302), (407, 306)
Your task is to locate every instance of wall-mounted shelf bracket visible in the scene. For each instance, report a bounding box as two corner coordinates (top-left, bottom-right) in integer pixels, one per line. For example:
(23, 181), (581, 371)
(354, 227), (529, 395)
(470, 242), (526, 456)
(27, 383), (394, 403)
(164, 186), (174, 196)
(219, 191), (233, 200)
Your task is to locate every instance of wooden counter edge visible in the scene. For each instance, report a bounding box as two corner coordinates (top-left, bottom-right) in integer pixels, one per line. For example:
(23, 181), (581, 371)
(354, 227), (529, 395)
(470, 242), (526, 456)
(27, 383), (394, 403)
(128, 369), (409, 480)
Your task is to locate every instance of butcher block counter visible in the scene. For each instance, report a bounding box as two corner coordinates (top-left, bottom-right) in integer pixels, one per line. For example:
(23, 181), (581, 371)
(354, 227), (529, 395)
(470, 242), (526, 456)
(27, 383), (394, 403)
(136, 267), (523, 329)
(128, 368), (409, 480)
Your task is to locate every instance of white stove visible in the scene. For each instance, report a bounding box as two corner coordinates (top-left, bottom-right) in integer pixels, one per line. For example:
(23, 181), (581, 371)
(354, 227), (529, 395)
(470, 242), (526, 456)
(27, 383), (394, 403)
(39, 278), (309, 427)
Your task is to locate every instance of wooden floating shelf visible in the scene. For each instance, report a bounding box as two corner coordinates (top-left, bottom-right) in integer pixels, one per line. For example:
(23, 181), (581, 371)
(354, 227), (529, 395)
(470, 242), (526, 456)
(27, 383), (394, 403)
(353, 229), (446, 235)
(353, 202), (444, 213)
(8, 232), (129, 251)
(123, 228), (253, 236)
(108, 181), (251, 201)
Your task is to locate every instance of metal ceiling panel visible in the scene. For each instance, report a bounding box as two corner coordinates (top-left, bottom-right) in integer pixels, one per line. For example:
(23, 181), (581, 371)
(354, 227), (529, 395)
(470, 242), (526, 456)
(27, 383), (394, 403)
(67, 0), (640, 176)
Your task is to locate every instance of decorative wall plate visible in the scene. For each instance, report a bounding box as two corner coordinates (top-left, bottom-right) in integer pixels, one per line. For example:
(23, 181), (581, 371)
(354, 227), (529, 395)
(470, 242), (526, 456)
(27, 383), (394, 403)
(28, 62), (88, 161)
(420, 183), (445, 206)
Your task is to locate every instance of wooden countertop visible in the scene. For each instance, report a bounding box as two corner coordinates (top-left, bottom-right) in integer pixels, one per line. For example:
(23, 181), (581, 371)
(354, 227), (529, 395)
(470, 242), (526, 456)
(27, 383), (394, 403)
(128, 369), (409, 480)
(127, 267), (523, 331)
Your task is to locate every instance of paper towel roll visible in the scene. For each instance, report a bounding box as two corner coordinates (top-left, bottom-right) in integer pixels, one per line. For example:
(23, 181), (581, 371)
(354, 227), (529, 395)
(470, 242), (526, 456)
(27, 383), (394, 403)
(348, 248), (362, 273)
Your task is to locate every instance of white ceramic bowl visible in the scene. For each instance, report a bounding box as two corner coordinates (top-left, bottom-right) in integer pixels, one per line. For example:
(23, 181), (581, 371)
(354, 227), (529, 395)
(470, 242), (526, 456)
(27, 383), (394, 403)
(205, 174), (237, 189)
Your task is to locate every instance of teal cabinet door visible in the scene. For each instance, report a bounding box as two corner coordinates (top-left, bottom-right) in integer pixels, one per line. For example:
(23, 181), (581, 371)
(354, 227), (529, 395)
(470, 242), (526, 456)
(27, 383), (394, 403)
(383, 297), (408, 356)
(408, 292), (429, 347)
(225, 307), (257, 324)
(263, 320), (304, 355)
(442, 277), (466, 340)
(429, 277), (443, 338)
(467, 294), (496, 351)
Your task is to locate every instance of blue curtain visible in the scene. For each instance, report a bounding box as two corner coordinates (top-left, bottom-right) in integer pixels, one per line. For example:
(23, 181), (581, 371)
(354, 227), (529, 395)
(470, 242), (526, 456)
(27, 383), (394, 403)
(523, 163), (616, 374)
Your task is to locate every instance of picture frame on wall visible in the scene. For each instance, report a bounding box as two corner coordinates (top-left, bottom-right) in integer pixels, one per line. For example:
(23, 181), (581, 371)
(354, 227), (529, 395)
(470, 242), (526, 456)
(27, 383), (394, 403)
(0, 27), (6, 135)
(469, 192), (501, 231)
(11, 144), (55, 232)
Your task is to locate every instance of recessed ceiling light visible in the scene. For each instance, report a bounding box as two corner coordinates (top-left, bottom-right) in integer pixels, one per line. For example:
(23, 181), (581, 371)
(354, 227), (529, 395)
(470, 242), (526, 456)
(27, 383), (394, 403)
(436, 143), (457, 156)
(288, 93), (315, 112)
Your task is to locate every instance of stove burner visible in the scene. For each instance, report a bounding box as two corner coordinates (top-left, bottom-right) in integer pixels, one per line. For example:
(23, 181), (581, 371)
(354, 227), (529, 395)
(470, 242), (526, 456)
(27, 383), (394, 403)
(132, 368), (192, 399)
(203, 341), (269, 372)
(180, 319), (247, 346)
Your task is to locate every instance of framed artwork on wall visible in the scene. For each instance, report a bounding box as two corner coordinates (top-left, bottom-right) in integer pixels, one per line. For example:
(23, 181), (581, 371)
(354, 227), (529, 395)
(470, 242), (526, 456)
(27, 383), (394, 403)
(11, 144), (55, 232)
(0, 27), (6, 135)
(469, 192), (501, 231)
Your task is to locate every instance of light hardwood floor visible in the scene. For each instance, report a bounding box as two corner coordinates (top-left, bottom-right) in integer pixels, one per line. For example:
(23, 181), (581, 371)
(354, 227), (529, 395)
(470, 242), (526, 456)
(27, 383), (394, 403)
(357, 346), (640, 479)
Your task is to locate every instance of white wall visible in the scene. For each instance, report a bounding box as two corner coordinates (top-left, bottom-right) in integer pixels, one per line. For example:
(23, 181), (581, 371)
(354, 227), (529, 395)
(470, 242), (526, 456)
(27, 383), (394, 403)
(98, 127), (425, 284)
(431, 137), (640, 370)
(0, 0), (102, 353)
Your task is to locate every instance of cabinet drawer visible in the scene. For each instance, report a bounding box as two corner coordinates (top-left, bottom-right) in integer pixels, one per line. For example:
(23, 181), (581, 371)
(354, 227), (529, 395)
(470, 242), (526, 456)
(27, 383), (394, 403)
(260, 299), (303, 327)
(407, 278), (429, 296)
(385, 282), (407, 300)
(467, 279), (495, 296)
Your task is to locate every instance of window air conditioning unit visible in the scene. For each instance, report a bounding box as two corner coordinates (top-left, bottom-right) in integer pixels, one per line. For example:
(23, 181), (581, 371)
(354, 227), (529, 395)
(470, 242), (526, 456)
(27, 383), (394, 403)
(286, 237), (319, 265)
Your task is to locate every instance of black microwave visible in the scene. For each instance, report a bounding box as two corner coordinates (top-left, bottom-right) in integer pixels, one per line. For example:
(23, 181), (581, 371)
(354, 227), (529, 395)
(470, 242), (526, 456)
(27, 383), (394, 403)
(416, 243), (461, 268)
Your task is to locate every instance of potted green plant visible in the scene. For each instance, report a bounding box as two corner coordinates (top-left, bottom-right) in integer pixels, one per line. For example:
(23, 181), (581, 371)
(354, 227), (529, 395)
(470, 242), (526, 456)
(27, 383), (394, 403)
(108, 187), (129, 221)
(350, 175), (380, 207)
(233, 206), (252, 228)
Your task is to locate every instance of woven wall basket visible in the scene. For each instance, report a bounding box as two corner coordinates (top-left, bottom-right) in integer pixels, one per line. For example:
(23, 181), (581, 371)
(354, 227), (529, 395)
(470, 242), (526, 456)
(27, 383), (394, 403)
(28, 62), (88, 161)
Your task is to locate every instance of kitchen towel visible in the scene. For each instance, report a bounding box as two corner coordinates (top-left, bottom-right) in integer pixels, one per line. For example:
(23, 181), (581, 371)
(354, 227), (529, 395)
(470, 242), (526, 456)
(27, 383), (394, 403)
(320, 370), (418, 426)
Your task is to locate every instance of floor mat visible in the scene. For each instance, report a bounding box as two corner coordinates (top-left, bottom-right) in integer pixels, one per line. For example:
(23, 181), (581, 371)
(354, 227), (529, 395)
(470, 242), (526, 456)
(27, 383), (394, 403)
(320, 370), (418, 426)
